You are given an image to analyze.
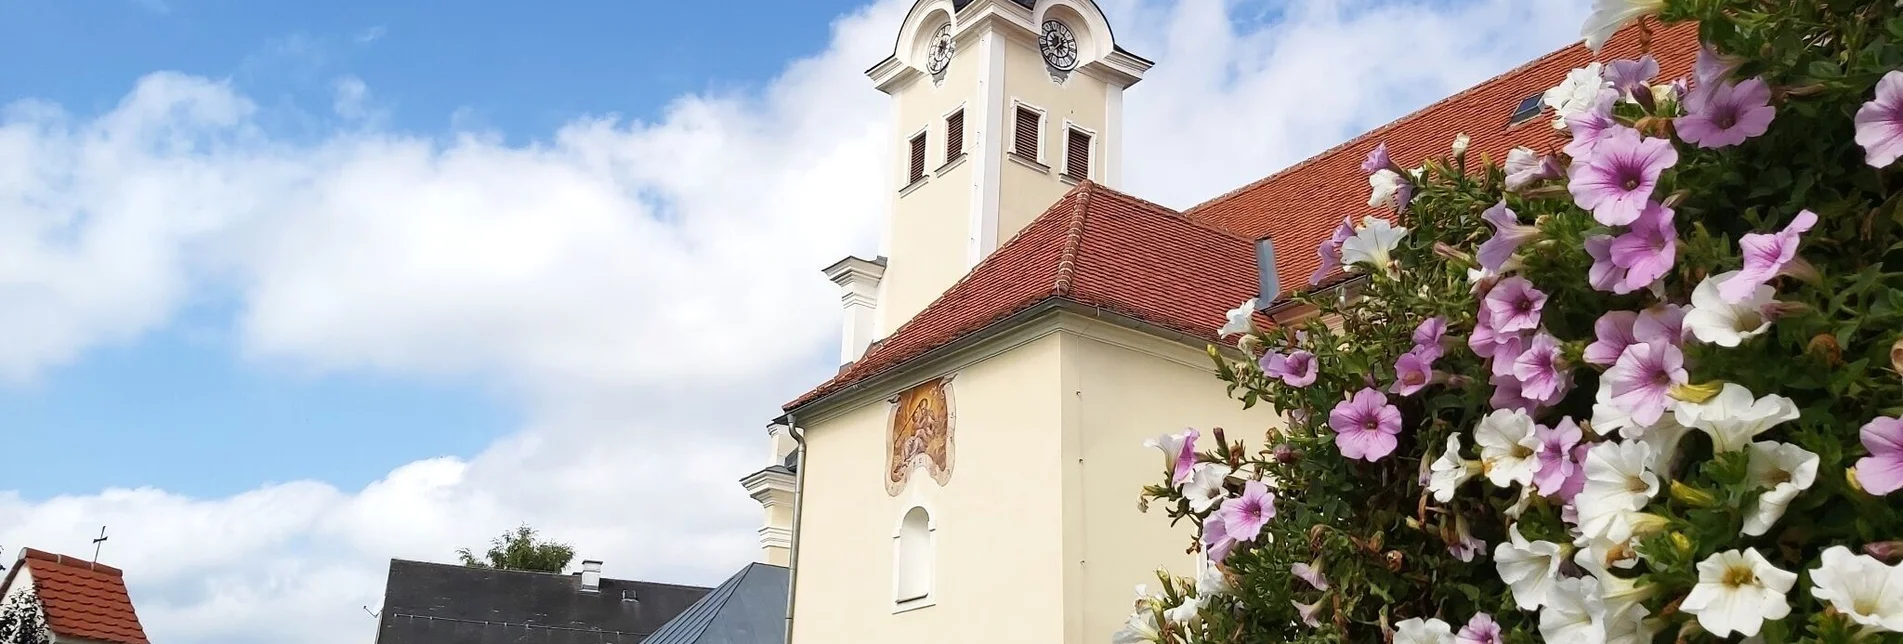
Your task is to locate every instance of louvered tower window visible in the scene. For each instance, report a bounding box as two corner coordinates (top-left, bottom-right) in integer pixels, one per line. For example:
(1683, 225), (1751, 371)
(1013, 106), (1041, 159)
(946, 110), (965, 163)
(1065, 128), (1092, 179)
(908, 132), (927, 185)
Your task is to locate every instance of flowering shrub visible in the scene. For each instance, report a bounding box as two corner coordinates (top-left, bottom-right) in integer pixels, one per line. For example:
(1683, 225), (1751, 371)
(1125, 3), (1903, 643)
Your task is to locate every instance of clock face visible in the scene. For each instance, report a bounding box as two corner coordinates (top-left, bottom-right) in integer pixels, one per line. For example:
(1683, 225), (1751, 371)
(1039, 20), (1078, 71)
(926, 23), (954, 75)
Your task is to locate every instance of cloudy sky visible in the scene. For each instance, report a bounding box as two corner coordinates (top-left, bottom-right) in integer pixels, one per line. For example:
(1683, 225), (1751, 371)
(0, 0), (1593, 641)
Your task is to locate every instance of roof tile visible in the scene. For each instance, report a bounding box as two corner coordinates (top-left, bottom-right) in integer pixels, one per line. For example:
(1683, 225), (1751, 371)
(3, 548), (149, 644)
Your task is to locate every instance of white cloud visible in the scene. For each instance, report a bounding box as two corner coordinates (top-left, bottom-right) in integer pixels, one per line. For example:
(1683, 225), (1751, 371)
(0, 1), (1595, 642)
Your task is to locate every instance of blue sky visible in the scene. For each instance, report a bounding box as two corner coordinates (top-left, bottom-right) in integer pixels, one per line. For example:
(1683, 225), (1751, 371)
(0, 0), (868, 499)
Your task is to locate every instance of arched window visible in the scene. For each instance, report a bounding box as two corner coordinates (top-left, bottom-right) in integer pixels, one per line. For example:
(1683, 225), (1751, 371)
(894, 506), (934, 604)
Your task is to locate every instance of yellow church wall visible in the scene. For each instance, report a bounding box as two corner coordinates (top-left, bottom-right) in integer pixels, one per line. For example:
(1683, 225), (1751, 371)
(789, 330), (1069, 644)
(997, 29), (1110, 241)
(1057, 322), (1281, 644)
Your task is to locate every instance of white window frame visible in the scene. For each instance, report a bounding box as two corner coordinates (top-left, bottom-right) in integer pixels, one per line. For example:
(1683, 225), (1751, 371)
(1060, 119), (1097, 182)
(891, 504), (937, 613)
(939, 101), (970, 173)
(1007, 98), (1048, 167)
(901, 123), (932, 195)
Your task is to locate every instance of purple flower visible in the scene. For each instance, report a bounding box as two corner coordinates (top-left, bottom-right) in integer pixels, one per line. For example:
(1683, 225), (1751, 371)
(1584, 311), (1639, 366)
(1564, 89), (1627, 161)
(1489, 372), (1562, 414)
(1558, 443), (1590, 501)
(1173, 428), (1200, 486)
(1694, 45), (1737, 88)
(1202, 510), (1238, 562)
(1568, 128), (1679, 226)
(1721, 209), (1818, 303)
(1857, 416), (1903, 496)
(1330, 388), (1403, 462)
(1484, 277), (1547, 334)
(1362, 142), (1398, 175)
(1291, 562), (1329, 591)
(1511, 332), (1570, 401)
(1585, 234), (1623, 292)
(1392, 350), (1434, 396)
(1218, 480), (1277, 542)
(1449, 516), (1485, 562)
(1532, 418), (1583, 497)
(1413, 317), (1449, 355)
(1604, 55), (1659, 99)
(1457, 613), (1502, 644)
(1479, 201), (1540, 273)
(1310, 217), (1356, 286)
(1634, 303), (1687, 344)
(1857, 71), (1903, 167)
(1608, 202), (1678, 293)
(1677, 77), (1776, 148)
(1267, 350), (1319, 387)
(1605, 339), (1687, 426)
(1468, 320), (1526, 361)
(1504, 147), (1563, 192)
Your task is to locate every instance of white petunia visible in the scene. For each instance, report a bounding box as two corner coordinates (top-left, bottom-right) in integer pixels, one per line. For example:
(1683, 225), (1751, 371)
(1576, 549), (1657, 628)
(1341, 216), (1408, 271)
(1219, 299), (1257, 337)
(1741, 441), (1819, 537)
(1451, 133), (1471, 157)
(1495, 524), (1565, 610)
(1686, 272), (1774, 347)
(1113, 609), (1162, 644)
(1476, 409), (1542, 488)
(1682, 549), (1797, 638)
(1573, 441), (1658, 545)
(1181, 462), (1234, 513)
(1538, 576), (1608, 644)
(1430, 434), (1483, 502)
(1164, 595), (1203, 625)
(1673, 383), (1801, 453)
(1395, 617), (1456, 644)
(1544, 63), (1609, 127)
(1197, 558), (1231, 596)
(1369, 169), (1406, 209)
(1581, 0), (1666, 53)
(1809, 546), (1903, 632)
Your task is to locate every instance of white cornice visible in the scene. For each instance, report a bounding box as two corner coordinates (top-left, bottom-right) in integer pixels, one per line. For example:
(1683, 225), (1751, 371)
(758, 525), (793, 549)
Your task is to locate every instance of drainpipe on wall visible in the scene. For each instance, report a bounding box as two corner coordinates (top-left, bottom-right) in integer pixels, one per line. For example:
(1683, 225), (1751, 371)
(782, 415), (806, 644)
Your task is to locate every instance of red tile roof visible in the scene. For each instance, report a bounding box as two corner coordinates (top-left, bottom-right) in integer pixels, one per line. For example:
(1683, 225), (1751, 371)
(1, 548), (150, 644)
(785, 22), (1702, 412)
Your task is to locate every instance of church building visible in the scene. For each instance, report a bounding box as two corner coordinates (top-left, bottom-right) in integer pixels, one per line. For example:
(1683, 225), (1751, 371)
(735, 2), (1702, 642)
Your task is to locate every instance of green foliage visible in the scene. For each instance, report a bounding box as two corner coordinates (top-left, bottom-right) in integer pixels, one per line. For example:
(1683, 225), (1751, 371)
(456, 524), (576, 574)
(0, 592), (50, 644)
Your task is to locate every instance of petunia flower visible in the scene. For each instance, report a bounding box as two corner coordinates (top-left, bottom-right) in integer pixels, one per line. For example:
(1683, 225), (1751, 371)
(1197, 558), (1231, 596)
(1292, 600), (1324, 628)
(1395, 618), (1456, 644)
(1672, 383), (1800, 453)
(1721, 210), (1818, 303)
(1574, 440), (1659, 545)
(1180, 462), (1234, 513)
(1143, 429), (1199, 485)
(1682, 549), (1797, 638)
(1694, 44), (1739, 88)
(1633, 303), (1687, 345)
(1741, 441), (1819, 537)
(1362, 142), (1399, 176)
(1449, 515), (1485, 562)
(1430, 434), (1483, 502)
(1217, 480), (1276, 542)
(1496, 524), (1564, 609)
(1585, 234), (1624, 292)
(1584, 311), (1639, 366)
(1604, 340), (1686, 427)
(1676, 76), (1776, 148)
(1266, 350), (1319, 387)
(1686, 271), (1774, 347)
(1607, 202), (1677, 294)
(1808, 546), (1903, 632)
(1113, 608), (1163, 644)
(1581, 0), (1665, 53)
(1456, 613), (1501, 644)
(1330, 388), (1403, 461)
(1545, 63), (1609, 128)
(1369, 169), (1408, 210)
(1563, 89), (1627, 161)
(1413, 316), (1449, 358)
(1341, 216), (1408, 272)
(1392, 350), (1434, 396)
(1568, 128), (1678, 226)
(1452, 133), (1471, 158)
(1291, 561), (1329, 591)
(1512, 332), (1572, 402)
(1311, 217), (1356, 285)
(1489, 373), (1551, 415)
(1532, 418), (1584, 498)
(1857, 70), (1903, 167)
(1538, 576), (1608, 644)
(1476, 408), (1542, 488)
(1504, 147), (1564, 192)
(1478, 201), (1540, 273)
(1469, 314), (1526, 361)
(1574, 551), (1658, 644)
(1484, 277), (1547, 334)
(1201, 511), (1237, 562)
(1856, 416), (1903, 496)
(1219, 299), (1257, 337)
(1603, 55), (1658, 100)
(1164, 595), (1204, 625)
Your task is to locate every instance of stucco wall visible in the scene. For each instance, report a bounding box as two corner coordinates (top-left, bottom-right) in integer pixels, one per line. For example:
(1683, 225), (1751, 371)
(789, 333), (1066, 644)
(997, 28), (1109, 242)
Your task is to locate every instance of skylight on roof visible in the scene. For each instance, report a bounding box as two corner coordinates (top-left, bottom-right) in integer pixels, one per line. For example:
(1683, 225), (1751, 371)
(1507, 94), (1544, 126)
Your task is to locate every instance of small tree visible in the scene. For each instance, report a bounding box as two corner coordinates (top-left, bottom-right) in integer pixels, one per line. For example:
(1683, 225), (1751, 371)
(0, 592), (50, 644)
(456, 524), (576, 573)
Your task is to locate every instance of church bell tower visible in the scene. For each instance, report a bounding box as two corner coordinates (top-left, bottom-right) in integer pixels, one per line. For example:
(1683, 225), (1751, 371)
(829, 0), (1151, 363)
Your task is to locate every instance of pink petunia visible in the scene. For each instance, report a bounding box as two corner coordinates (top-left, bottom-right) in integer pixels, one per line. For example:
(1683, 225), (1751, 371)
(1479, 201), (1541, 273)
(1268, 350), (1319, 387)
(1292, 562), (1329, 591)
(1720, 210), (1818, 303)
(1511, 332), (1570, 401)
(1676, 76), (1776, 148)
(1531, 418), (1583, 498)
(1202, 510), (1238, 562)
(1173, 429), (1200, 486)
(1413, 316), (1449, 358)
(1218, 480), (1277, 542)
(1310, 217), (1357, 286)
(1457, 613), (1502, 644)
(1484, 277), (1548, 334)
(1391, 350), (1434, 396)
(1605, 340), (1687, 426)
(1634, 303), (1687, 344)
(1563, 89), (1627, 161)
(1504, 147), (1565, 192)
(1603, 55), (1659, 100)
(1585, 234), (1624, 292)
(1330, 388), (1403, 462)
(1489, 373), (1562, 415)
(1856, 70), (1903, 167)
(1583, 311), (1640, 366)
(1857, 416), (1903, 496)
(1568, 128), (1679, 226)
(1607, 202), (1678, 293)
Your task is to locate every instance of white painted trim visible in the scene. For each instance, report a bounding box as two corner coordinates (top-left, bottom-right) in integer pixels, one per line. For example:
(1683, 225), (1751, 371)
(970, 29), (1006, 268)
(941, 100), (969, 164)
(1009, 98), (1048, 164)
(1060, 119), (1097, 181)
(1104, 81), (1125, 187)
(890, 504), (938, 611)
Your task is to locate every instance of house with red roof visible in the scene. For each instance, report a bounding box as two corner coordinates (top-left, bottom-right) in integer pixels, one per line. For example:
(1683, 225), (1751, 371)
(746, 2), (1701, 644)
(0, 548), (149, 644)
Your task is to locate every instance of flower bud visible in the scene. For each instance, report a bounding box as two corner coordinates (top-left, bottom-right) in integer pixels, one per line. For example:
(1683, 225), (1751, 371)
(1670, 532), (1694, 559)
(1384, 550), (1404, 572)
(1848, 466), (1867, 493)
(1404, 516), (1422, 531)
(1309, 524), (1327, 552)
(1238, 334), (1262, 354)
(1760, 300), (1811, 320)
(1432, 242), (1477, 269)
(1890, 337), (1903, 375)
(1668, 381), (1723, 404)
(1670, 481), (1718, 508)
(1809, 333), (1844, 366)
(1863, 541), (1903, 564)
(1272, 443), (1301, 464)
(1781, 256), (1822, 285)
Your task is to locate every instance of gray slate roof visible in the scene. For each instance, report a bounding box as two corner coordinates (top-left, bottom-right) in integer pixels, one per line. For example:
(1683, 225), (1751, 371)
(374, 559), (712, 644)
(642, 564), (788, 644)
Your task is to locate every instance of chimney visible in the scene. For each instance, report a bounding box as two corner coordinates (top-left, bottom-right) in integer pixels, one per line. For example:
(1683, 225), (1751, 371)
(740, 429), (798, 566)
(823, 256), (887, 365)
(580, 560), (602, 593)
(1254, 236), (1278, 312)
